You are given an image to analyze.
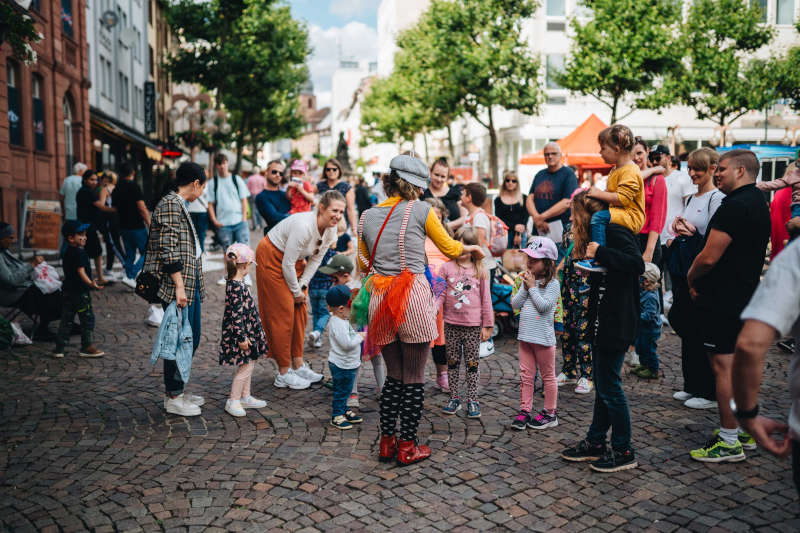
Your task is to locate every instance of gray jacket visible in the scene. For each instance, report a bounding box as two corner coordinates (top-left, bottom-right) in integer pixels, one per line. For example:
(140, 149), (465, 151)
(0, 249), (34, 306)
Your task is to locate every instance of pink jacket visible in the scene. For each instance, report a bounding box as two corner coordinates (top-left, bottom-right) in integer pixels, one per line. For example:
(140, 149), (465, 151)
(757, 166), (800, 206)
(437, 261), (493, 328)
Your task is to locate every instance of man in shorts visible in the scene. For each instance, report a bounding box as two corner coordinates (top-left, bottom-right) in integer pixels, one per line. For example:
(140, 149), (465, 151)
(687, 149), (770, 463)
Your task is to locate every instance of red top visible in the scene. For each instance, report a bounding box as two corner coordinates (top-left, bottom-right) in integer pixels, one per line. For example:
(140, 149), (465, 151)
(640, 174), (668, 235)
(287, 181), (314, 214)
(770, 186), (792, 260)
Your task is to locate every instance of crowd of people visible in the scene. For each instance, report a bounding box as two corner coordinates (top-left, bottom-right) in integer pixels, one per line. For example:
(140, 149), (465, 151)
(3, 125), (800, 485)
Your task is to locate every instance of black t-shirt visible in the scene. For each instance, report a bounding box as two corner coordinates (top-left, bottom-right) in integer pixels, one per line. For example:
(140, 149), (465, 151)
(422, 184), (462, 222)
(76, 186), (100, 226)
(112, 179), (146, 230)
(494, 195), (529, 233)
(63, 245), (91, 293)
(528, 166), (578, 224)
(695, 183), (770, 315)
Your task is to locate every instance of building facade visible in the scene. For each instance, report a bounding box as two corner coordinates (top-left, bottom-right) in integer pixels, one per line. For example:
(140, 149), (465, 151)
(1, 0), (91, 226)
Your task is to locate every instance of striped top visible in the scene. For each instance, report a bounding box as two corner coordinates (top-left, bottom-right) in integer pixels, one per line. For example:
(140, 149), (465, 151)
(512, 278), (560, 347)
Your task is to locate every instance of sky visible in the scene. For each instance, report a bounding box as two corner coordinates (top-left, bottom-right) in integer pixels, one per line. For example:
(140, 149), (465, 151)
(288, 0), (380, 108)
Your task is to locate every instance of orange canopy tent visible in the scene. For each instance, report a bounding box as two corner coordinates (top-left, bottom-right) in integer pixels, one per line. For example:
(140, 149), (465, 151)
(519, 114), (613, 172)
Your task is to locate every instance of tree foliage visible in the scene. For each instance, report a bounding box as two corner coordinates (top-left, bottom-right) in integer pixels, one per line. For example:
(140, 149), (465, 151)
(557, 0), (685, 124)
(0, 3), (43, 65)
(774, 21), (800, 113)
(165, 0), (310, 171)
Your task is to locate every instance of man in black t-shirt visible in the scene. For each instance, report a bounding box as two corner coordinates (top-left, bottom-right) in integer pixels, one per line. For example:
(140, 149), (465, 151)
(111, 161), (151, 287)
(687, 149), (770, 464)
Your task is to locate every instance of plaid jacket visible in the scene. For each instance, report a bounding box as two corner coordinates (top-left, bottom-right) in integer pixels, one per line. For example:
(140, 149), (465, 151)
(142, 192), (205, 306)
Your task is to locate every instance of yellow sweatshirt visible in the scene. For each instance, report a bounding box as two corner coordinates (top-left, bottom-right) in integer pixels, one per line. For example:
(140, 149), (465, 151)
(608, 163), (645, 234)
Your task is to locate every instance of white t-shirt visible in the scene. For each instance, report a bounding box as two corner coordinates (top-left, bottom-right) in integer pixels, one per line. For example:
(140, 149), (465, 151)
(740, 239), (800, 439)
(465, 210), (496, 270)
(661, 170), (697, 244)
(327, 315), (363, 369)
(677, 189), (724, 238)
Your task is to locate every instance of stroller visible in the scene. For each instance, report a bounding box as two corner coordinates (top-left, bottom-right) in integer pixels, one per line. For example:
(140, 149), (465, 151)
(491, 262), (519, 338)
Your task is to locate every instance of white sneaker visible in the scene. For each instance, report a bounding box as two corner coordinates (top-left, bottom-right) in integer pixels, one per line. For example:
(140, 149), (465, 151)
(661, 314), (670, 327)
(556, 372), (576, 386)
(294, 363), (323, 383)
(145, 305), (164, 327)
(217, 277), (227, 286)
(244, 274), (253, 286)
(274, 370), (311, 390)
(684, 397), (718, 409)
(312, 336), (323, 349)
(225, 399), (246, 417)
(673, 391), (693, 402)
(575, 377), (593, 394)
(121, 276), (137, 289)
(241, 396), (267, 408)
(184, 393), (205, 407)
(165, 394), (201, 416)
(479, 339), (495, 358)
(307, 330), (321, 344)
(624, 350), (640, 366)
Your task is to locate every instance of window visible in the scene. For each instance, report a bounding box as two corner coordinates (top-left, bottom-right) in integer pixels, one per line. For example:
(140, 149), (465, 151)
(777, 0), (795, 24)
(31, 0), (41, 12)
(64, 94), (75, 170)
(118, 72), (130, 111)
(7, 61), (22, 146)
(32, 75), (46, 151)
(751, 0), (767, 22)
(546, 0), (565, 17)
(149, 45), (155, 76)
(546, 54), (565, 89)
(61, 0), (74, 38)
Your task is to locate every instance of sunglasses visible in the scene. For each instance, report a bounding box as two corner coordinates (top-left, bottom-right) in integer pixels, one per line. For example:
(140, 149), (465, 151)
(269, 169), (281, 175)
(504, 178), (517, 183)
(325, 167), (339, 173)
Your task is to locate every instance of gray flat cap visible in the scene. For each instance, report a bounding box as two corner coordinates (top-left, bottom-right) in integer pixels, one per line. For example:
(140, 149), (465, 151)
(389, 154), (429, 189)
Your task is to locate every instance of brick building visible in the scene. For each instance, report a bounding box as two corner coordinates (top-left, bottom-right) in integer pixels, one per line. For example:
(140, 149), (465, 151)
(1, 0), (90, 227)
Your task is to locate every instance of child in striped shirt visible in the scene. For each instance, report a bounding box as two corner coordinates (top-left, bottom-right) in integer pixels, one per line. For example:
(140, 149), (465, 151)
(511, 236), (561, 430)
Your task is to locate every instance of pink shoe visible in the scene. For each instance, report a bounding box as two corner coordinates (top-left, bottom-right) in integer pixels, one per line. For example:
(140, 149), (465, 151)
(436, 372), (449, 393)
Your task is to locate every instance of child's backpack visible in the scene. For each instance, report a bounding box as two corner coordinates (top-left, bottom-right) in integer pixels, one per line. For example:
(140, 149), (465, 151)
(467, 208), (509, 256)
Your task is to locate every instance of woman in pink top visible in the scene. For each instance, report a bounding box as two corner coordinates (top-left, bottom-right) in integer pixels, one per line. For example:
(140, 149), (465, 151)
(632, 138), (667, 264)
(424, 198), (453, 392)
(246, 168), (267, 231)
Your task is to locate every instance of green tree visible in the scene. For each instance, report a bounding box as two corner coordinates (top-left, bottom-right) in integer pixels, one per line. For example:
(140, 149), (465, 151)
(666, 0), (777, 145)
(0, 2), (43, 65)
(557, 0), (685, 124)
(774, 22), (800, 114)
(165, 0), (309, 173)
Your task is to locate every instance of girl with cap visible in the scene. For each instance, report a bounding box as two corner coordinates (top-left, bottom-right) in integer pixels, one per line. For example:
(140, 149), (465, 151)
(356, 154), (484, 466)
(219, 243), (269, 417)
(510, 236), (561, 431)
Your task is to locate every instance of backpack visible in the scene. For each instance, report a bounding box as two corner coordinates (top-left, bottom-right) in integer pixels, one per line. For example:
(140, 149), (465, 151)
(467, 208), (509, 256)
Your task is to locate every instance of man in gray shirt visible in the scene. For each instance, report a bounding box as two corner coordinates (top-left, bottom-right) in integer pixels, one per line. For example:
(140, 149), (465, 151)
(733, 238), (799, 494)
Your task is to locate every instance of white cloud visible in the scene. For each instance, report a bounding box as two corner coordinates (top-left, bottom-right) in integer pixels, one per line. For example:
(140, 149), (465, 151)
(307, 21), (377, 94)
(328, 0), (380, 18)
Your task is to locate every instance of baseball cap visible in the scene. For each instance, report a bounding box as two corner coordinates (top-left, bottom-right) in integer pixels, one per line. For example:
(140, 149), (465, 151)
(226, 243), (256, 265)
(326, 284), (351, 307)
(642, 262), (661, 283)
(519, 236), (558, 260)
(318, 253), (354, 275)
(651, 145), (670, 156)
(389, 154), (430, 189)
(290, 160), (308, 173)
(61, 220), (90, 237)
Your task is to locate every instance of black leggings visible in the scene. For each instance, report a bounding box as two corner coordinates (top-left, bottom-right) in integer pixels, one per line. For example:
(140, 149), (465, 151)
(432, 345), (447, 366)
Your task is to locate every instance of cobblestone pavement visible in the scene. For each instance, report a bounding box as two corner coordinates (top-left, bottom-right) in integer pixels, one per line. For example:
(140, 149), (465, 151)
(1, 253), (798, 532)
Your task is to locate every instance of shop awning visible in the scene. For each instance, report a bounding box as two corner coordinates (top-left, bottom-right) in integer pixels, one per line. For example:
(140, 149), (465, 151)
(90, 107), (162, 154)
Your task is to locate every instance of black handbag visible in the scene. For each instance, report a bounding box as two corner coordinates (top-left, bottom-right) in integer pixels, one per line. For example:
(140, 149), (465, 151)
(135, 271), (162, 303)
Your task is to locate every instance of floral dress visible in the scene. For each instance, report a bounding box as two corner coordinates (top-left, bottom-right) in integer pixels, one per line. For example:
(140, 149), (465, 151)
(219, 280), (268, 365)
(559, 232), (593, 380)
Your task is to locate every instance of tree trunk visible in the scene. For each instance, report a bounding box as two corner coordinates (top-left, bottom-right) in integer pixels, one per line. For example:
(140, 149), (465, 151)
(610, 96), (619, 125)
(422, 129), (429, 162)
(488, 107), (499, 187)
(447, 123), (455, 161)
(232, 115), (248, 175)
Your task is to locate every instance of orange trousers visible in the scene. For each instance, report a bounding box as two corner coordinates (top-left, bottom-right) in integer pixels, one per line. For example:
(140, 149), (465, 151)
(256, 236), (307, 368)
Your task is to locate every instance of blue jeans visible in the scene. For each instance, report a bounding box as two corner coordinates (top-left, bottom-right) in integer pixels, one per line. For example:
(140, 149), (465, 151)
(586, 346), (632, 450)
(792, 204), (800, 219)
(218, 220), (250, 248)
(329, 362), (358, 417)
(635, 325), (661, 372)
(590, 209), (611, 247)
(120, 227), (148, 279)
(190, 212), (209, 252)
(163, 272), (202, 396)
(309, 288), (331, 333)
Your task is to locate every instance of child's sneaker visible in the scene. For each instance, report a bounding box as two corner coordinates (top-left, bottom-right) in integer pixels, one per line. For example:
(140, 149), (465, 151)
(345, 410), (363, 424)
(330, 415), (353, 430)
(346, 393), (359, 407)
(633, 366), (658, 379)
(240, 396), (267, 408)
(528, 410), (558, 429)
(510, 411), (531, 430)
(225, 399), (246, 417)
(575, 377), (593, 394)
(556, 372), (576, 386)
(561, 439), (607, 462)
(442, 399), (461, 415)
(52, 348), (64, 358)
(466, 401), (481, 418)
(575, 259), (607, 274)
(590, 447), (638, 472)
(436, 372), (450, 393)
(479, 338), (495, 358)
(79, 346), (104, 358)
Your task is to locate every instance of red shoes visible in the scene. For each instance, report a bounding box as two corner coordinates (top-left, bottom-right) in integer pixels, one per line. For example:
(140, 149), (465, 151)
(396, 439), (431, 466)
(379, 434), (397, 463)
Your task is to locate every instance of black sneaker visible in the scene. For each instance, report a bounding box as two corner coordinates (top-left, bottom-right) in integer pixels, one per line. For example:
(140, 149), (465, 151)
(589, 447), (638, 473)
(510, 411), (531, 430)
(777, 339), (795, 354)
(345, 410), (363, 424)
(561, 439), (607, 462)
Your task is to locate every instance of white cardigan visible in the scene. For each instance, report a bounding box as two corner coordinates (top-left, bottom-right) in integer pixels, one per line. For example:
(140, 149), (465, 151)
(267, 211), (338, 297)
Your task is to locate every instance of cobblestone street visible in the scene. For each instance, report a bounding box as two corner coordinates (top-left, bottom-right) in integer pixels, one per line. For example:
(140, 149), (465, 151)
(1, 258), (798, 532)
